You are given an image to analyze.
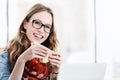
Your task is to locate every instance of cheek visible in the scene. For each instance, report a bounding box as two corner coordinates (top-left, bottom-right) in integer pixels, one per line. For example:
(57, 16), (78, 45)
(26, 28), (34, 40)
(26, 28), (32, 35)
(44, 34), (50, 40)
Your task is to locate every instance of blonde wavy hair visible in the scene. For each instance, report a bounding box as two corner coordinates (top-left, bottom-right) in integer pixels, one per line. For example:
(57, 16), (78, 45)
(8, 3), (59, 80)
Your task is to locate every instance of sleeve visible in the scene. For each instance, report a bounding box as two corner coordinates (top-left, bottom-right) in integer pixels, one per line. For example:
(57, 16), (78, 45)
(0, 50), (11, 80)
(45, 77), (50, 80)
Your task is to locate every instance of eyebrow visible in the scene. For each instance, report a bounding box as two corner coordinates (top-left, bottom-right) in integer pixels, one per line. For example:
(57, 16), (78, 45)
(30, 18), (52, 26)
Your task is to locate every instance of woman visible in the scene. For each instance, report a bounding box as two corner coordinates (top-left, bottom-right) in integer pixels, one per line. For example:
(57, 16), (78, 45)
(0, 3), (62, 80)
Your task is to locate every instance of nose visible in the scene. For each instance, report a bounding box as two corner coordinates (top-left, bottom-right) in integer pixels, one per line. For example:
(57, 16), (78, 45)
(38, 26), (44, 33)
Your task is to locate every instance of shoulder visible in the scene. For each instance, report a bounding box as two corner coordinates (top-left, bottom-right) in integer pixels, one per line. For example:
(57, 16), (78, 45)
(0, 50), (9, 57)
(0, 50), (10, 68)
(0, 50), (9, 62)
(0, 50), (10, 80)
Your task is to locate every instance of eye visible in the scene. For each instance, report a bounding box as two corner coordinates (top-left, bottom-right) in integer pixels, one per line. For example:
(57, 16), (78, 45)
(45, 25), (51, 29)
(33, 20), (40, 25)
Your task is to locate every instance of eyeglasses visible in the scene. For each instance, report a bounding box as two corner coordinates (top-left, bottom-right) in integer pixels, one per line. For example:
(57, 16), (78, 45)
(30, 19), (52, 33)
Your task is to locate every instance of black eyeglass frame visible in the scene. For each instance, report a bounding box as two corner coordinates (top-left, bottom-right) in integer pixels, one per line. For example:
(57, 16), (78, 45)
(30, 19), (53, 33)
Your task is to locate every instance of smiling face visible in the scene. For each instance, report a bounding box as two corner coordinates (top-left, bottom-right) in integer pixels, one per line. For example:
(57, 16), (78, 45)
(24, 11), (52, 44)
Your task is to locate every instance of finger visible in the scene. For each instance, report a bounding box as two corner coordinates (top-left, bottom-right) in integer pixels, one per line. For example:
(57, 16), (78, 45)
(49, 59), (61, 67)
(39, 45), (54, 54)
(49, 56), (61, 61)
(32, 45), (50, 55)
(51, 63), (60, 68)
(34, 44), (53, 56)
(52, 53), (61, 57)
(31, 43), (46, 52)
(33, 54), (44, 59)
(49, 54), (61, 61)
(34, 48), (48, 56)
(33, 50), (46, 57)
(49, 57), (62, 64)
(31, 42), (50, 52)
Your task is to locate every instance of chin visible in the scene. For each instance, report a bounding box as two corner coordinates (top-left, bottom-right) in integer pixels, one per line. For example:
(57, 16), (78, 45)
(39, 40), (45, 44)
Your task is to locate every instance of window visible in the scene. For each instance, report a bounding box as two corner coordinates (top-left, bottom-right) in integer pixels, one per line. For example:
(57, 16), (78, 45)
(0, 0), (7, 47)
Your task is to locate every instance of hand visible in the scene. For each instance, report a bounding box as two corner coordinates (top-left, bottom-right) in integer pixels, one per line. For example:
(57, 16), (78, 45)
(18, 44), (48, 62)
(49, 52), (62, 73)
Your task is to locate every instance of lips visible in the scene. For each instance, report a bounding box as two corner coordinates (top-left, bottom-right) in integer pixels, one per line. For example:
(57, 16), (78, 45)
(33, 33), (43, 39)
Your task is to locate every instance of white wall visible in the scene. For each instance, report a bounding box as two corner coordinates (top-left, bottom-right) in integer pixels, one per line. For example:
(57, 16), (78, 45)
(96, 0), (120, 63)
(96, 0), (120, 79)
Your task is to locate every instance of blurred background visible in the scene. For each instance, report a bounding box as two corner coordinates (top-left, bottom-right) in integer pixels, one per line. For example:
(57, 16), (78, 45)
(0, 0), (95, 63)
(1, 0), (120, 79)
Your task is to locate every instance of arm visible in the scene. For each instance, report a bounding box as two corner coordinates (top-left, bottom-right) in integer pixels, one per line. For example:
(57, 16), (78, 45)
(8, 44), (49, 80)
(8, 56), (26, 80)
(0, 50), (26, 80)
(49, 52), (62, 80)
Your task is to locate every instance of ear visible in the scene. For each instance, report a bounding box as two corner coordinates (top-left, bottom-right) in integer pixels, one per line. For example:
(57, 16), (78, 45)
(23, 20), (28, 29)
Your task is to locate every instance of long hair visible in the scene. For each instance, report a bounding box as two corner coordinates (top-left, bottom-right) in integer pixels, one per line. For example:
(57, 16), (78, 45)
(8, 3), (59, 79)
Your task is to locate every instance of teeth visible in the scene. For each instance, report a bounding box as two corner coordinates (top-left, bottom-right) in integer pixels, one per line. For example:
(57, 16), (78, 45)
(36, 35), (42, 38)
(34, 33), (43, 38)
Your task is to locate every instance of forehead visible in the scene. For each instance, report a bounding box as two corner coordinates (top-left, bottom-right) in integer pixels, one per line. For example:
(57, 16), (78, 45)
(31, 11), (52, 25)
